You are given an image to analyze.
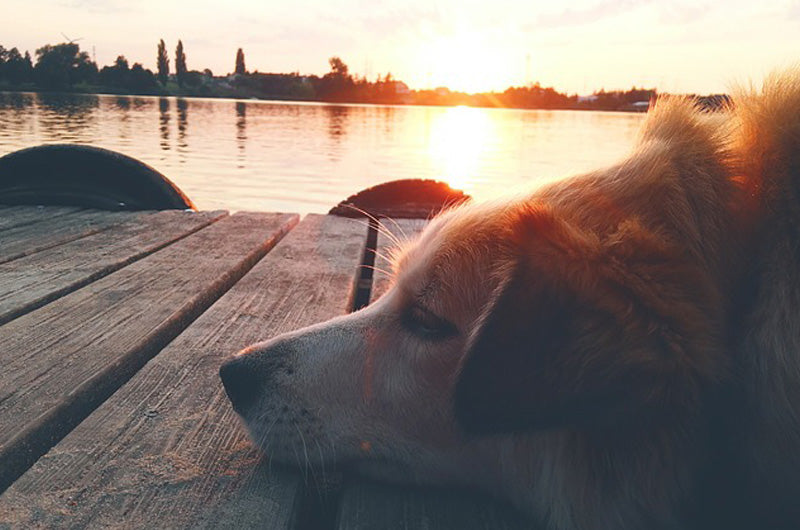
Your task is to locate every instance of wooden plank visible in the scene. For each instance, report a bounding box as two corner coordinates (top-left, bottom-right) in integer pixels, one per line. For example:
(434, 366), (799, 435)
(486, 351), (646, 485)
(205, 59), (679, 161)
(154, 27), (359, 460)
(337, 482), (530, 530)
(0, 209), (225, 325)
(0, 205), (83, 231)
(338, 216), (531, 530)
(0, 209), (138, 265)
(0, 212), (298, 494)
(0, 214), (367, 529)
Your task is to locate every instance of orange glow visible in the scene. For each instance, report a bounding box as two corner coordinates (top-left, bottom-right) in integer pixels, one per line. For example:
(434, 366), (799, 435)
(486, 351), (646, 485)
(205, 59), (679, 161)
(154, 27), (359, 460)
(429, 106), (493, 194)
(417, 32), (519, 94)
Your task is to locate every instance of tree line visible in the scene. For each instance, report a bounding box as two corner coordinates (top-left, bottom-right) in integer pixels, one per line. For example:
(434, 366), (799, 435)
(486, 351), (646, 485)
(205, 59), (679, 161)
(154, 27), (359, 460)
(0, 39), (675, 111)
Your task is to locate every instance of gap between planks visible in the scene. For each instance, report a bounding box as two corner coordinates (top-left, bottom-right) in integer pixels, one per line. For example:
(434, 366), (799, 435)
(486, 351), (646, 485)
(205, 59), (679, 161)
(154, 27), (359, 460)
(0, 209), (140, 265)
(0, 212), (298, 494)
(0, 209), (227, 326)
(0, 214), (366, 529)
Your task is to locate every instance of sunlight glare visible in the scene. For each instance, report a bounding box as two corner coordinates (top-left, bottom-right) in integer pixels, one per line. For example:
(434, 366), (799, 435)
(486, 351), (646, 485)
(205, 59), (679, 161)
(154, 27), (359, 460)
(429, 106), (493, 194)
(425, 33), (516, 94)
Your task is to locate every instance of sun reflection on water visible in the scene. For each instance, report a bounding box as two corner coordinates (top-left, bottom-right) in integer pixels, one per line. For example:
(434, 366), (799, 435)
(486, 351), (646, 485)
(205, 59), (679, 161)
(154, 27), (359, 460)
(428, 106), (493, 195)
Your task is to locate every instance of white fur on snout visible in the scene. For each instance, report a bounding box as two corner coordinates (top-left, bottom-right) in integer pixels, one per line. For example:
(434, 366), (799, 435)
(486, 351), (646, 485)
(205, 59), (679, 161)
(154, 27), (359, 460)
(232, 289), (491, 485)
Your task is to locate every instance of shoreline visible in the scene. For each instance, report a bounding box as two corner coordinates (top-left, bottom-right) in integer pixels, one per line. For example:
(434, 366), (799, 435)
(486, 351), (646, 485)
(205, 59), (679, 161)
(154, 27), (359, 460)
(0, 85), (651, 113)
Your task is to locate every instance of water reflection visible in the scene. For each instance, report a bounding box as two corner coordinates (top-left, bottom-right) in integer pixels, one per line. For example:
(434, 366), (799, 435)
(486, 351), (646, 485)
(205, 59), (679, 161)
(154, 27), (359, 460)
(176, 98), (188, 158)
(113, 96), (130, 111)
(429, 106), (492, 194)
(325, 105), (349, 140)
(0, 93), (645, 214)
(131, 97), (147, 110)
(36, 92), (99, 115)
(0, 93), (36, 140)
(325, 105), (349, 163)
(36, 92), (99, 141)
(235, 101), (246, 166)
(0, 91), (35, 111)
(381, 106), (399, 137)
(159, 97), (170, 150)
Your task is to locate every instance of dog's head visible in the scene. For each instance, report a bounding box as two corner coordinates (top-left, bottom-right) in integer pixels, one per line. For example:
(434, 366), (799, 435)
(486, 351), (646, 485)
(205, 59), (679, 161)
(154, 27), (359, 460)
(218, 204), (513, 484)
(220, 99), (734, 489)
(221, 203), (725, 484)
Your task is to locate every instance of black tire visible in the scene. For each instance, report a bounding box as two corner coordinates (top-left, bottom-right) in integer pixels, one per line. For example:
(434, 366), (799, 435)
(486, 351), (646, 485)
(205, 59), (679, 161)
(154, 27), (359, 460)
(329, 178), (469, 218)
(0, 144), (195, 210)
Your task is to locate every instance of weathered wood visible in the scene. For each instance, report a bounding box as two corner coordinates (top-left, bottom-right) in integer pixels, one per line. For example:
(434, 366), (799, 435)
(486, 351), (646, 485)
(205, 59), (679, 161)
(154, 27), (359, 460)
(0, 205), (83, 231)
(0, 209), (140, 264)
(0, 214), (367, 529)
(0, 212), (298, 494)
(337, 481), (530, 530)
(337, 216), (532, 530)
(0, 209), (225, 325)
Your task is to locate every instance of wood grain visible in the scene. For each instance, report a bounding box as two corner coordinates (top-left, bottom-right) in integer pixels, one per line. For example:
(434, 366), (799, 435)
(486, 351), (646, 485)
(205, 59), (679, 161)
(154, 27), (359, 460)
(0, 205), (83, 231)
(0, 214), (366, 529)
(0, 209), (141, 264)
(0, 209), (225, 325)
(0, 212), (298, 494)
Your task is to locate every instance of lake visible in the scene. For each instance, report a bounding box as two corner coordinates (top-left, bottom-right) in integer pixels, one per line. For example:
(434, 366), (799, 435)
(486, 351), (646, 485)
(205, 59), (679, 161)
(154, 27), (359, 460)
(0, 91), (645, 214)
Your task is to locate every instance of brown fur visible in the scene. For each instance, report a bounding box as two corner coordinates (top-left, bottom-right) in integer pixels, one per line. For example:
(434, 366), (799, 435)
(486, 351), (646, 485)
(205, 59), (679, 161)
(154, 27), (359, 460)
(220, 71), (800, 530)
(724, 70), (800, 528)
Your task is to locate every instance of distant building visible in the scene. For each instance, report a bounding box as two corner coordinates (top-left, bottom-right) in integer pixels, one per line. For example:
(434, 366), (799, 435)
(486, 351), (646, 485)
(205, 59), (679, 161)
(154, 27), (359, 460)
(624, 101), (651, 112)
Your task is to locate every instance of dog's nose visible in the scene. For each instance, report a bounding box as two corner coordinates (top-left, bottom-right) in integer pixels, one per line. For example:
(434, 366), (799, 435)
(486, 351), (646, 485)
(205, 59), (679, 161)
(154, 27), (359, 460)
(219, 357), (260, 413)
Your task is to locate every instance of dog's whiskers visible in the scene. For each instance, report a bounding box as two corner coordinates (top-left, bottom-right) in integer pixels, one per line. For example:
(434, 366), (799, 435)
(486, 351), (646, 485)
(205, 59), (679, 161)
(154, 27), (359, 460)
(342, 205), (410, 249)
(360, 264), (395, 280)
(377, 216), (414, 246)
(369, 248), (398, 269)
(289, 439), (307, 484)
(313, 438), (328, 484)
(341, 207), (402, 245)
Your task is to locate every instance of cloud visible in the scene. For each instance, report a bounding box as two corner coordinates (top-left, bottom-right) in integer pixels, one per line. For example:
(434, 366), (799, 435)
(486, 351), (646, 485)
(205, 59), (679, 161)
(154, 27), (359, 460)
(57, 0), (132, 14)
(656, 3), (712, 24)
(527, 0), (653, 29)
(790, 0), (800, 19)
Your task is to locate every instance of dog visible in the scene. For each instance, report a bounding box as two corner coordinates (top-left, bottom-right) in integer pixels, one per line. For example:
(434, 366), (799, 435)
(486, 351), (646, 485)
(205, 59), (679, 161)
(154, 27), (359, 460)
(722, 72), (800, 529)
(220, 71), (800, 530)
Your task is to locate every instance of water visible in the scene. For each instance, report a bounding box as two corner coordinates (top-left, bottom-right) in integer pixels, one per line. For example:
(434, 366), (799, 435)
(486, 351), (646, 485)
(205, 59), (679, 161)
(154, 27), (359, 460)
(0, 91), (645, 214)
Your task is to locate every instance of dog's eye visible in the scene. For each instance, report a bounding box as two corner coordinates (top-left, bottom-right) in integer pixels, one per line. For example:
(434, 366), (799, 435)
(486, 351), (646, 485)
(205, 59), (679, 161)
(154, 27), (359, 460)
(403, 305), (457, 340)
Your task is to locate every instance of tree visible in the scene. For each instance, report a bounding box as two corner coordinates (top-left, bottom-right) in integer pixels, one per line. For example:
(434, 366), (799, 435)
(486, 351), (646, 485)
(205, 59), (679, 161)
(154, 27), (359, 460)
(157, 39), (169, 86)
(316, 56), (354, 102)
(235, 48), (246, 75)
(12, 51), (35, 85)
(0, 46), (7, 82)
(33, 42), (96, 89)
(175, 40), (187, 87)
(98, 55), (130, 87)
(328, 56), (348, 78)
(129, 63), (159, 93)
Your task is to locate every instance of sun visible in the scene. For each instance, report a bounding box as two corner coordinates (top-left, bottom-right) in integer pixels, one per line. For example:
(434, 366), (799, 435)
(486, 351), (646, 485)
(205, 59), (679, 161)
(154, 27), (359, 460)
(425, 33), (516, 94)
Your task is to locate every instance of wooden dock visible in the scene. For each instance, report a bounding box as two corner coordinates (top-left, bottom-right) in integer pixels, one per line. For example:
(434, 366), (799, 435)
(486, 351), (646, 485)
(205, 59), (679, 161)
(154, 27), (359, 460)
(0, 206), (528, 529)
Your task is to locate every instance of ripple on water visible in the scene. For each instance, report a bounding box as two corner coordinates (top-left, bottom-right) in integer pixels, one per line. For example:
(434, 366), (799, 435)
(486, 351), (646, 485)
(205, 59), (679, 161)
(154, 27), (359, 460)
(0, 92), (643, 214)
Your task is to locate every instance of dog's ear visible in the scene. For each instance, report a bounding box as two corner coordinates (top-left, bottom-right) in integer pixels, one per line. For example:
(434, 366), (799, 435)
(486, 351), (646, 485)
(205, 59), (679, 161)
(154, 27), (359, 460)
(453, 205), (723, 434)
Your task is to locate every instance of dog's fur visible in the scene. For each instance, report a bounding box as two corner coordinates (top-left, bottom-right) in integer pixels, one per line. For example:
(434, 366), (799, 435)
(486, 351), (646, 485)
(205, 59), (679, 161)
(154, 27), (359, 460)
(220, 71), (800, 530)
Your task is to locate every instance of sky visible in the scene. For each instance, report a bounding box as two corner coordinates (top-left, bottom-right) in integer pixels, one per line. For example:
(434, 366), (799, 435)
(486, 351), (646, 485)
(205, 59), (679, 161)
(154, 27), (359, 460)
(3, 0), (800, 95)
